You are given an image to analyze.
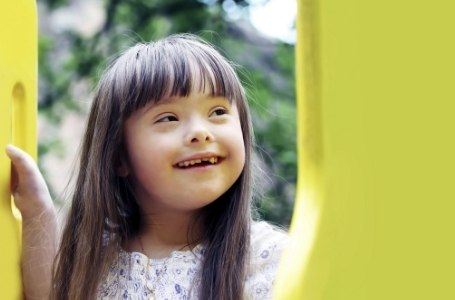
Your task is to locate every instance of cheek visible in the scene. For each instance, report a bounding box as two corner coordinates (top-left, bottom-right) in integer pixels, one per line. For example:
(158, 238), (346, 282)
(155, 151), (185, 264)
(125, 136), (175, 178)
(238, 140), (246, 174)
(229, 127), (246, 173)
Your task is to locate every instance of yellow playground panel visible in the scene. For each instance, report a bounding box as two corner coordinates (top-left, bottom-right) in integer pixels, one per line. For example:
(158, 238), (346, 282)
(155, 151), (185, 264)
(2, 0), (455, 299)
(0, 0), (37, 297)
(274, 0), (455, 299)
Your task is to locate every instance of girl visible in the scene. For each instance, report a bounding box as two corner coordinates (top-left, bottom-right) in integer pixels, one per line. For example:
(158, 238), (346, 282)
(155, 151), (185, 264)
(6, 34), (288, 299)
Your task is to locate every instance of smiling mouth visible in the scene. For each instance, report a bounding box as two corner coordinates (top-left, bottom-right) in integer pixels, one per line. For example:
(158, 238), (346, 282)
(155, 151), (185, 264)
(173, 157), (224, 169)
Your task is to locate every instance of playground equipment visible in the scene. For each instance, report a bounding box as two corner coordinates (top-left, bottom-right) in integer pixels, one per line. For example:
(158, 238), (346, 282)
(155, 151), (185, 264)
(273, 0), (455, 299)
(0, 0), (38, 298)
(2, 0), (455, 299)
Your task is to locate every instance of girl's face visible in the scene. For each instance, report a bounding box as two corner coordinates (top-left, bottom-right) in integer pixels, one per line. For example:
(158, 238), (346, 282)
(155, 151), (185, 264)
(120, 93), (245, 213)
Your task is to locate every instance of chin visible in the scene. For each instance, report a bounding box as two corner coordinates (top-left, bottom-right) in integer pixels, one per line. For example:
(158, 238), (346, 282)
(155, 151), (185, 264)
(178, 194), (222, 210)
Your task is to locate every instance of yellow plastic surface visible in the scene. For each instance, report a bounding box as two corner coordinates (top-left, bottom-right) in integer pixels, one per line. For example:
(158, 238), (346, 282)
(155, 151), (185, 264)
(0, 0), (37, 297)
(273, 0), (455, 299)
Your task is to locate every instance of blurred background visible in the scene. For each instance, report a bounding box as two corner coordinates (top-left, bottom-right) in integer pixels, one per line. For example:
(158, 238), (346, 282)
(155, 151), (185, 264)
(37, 0), (296, 228)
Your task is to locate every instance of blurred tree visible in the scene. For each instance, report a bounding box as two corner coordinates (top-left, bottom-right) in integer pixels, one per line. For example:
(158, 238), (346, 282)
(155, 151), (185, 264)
(38, 0), (295, 227)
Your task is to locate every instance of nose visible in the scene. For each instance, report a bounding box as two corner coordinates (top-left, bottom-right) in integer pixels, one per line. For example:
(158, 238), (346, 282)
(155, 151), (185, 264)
(184, 118), (215, 145)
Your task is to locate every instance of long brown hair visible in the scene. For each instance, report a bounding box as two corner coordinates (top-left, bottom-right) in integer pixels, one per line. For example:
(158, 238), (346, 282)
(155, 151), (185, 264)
(51, 34), (263, 299)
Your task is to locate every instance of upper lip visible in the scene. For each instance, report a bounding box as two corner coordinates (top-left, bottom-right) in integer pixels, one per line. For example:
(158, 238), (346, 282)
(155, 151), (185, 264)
(174, 152), (223, 166)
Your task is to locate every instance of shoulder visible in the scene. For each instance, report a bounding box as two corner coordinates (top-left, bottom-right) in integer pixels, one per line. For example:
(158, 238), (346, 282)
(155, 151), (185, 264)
(245, 220), (289, 299)
(249, 220), (289, 269)
(250, 220), (289, 249)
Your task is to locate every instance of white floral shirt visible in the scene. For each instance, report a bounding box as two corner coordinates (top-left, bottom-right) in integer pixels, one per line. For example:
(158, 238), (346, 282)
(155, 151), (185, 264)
(97, 221), (289, 299)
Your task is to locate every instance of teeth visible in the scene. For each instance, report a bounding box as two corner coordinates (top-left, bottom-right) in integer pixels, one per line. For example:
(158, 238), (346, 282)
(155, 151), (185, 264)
(177, 157), (219, 168)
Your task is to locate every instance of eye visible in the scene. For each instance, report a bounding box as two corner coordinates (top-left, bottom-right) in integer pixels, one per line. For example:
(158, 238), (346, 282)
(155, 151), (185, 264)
(210, 108), (228, 117)
(156, 115), (178, 123)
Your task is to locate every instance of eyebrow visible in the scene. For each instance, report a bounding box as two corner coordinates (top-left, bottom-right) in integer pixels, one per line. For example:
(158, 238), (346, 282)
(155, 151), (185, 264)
(160, 95), (228, 104)
(143, 96), (230, 114)
(155, 97), (178, 105)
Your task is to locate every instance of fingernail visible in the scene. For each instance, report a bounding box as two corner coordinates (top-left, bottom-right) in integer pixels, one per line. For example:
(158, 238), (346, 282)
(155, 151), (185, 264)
(6, 144), (18, 156)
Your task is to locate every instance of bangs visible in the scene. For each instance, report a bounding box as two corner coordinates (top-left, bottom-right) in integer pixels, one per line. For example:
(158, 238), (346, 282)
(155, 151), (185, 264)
(107, 35), (244, 118)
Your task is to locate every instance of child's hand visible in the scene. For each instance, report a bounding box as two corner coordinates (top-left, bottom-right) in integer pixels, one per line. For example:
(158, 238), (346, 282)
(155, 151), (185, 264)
(5, 144), (54, 220)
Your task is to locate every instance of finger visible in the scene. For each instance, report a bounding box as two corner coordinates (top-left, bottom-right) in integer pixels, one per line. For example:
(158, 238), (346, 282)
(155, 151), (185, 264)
(5, 144), (38, 176)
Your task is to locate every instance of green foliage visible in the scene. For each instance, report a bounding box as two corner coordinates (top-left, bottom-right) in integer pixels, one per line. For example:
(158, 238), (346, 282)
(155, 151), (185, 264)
(38, 0), (296, 227)
(41, 0), (69, 10)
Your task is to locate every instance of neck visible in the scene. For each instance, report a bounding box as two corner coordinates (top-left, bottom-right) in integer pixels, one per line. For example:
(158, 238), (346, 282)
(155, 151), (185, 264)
(130, 208), (203, 257)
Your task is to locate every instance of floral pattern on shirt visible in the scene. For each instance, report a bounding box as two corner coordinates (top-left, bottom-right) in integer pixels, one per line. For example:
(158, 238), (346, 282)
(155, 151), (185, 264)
(97, 221), (289, 299)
